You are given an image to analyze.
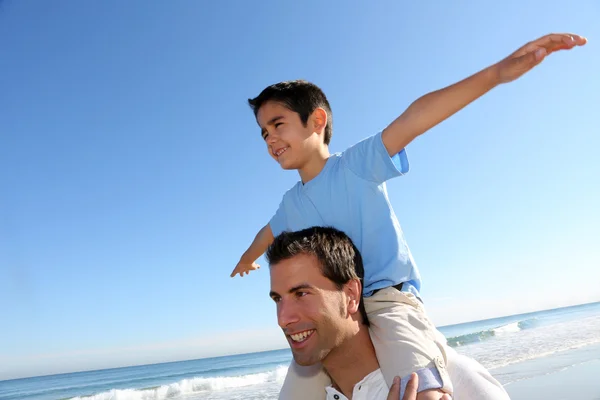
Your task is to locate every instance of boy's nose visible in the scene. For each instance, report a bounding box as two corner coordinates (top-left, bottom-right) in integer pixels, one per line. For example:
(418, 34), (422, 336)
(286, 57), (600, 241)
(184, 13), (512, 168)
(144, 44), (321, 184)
(266, 134), (278, 145)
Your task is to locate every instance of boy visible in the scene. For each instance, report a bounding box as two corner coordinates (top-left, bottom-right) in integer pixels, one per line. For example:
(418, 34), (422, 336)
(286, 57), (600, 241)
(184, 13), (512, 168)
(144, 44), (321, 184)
(231, 33), (586, 399)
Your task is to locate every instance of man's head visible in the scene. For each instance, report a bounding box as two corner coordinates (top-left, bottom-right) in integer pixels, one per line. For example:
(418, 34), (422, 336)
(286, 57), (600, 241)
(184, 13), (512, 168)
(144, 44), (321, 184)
(266, 227), (368, 366)
(248, 80), (333, 170)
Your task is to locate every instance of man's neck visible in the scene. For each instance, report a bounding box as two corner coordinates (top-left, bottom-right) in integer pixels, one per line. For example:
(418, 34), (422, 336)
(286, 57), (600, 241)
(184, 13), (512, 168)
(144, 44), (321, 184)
(322, 326), (380, 399)
(298, 147), (330, 184)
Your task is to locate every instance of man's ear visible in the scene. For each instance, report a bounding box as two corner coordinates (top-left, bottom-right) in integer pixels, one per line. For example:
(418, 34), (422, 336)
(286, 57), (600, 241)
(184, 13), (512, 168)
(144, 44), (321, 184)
(344, 279), (362, 316)
(310, 107), (328, 136)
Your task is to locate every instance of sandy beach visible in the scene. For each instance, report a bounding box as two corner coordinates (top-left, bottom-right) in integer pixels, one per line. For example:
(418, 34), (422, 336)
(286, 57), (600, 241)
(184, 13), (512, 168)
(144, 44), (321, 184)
(494, 343), (600, 399)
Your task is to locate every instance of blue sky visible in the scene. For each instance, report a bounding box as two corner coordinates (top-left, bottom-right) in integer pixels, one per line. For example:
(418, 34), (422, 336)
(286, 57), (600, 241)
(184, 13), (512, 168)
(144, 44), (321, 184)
(1, 1), (598, 381)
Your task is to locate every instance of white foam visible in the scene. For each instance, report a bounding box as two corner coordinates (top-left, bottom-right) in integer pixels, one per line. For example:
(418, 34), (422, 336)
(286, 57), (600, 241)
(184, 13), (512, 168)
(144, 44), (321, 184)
(69, 366), (289, 400)
(458, 315), (600, 370)
(493, 321), (521, 335)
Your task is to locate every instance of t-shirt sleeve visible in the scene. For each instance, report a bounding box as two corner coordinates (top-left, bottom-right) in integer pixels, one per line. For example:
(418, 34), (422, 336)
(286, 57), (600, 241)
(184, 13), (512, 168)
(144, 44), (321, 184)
(269, 198), (287, 237)
(342, 131), (409, 184)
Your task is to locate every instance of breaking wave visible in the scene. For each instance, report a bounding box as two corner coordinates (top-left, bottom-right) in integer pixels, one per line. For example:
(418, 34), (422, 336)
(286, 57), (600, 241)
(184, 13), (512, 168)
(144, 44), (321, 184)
(67, 366), (288, 400)
(447, 318), (539, 347)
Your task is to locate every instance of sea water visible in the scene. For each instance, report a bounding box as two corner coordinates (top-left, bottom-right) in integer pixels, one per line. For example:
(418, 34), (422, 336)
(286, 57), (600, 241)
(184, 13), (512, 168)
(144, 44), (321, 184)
(1, 302), (599, 400)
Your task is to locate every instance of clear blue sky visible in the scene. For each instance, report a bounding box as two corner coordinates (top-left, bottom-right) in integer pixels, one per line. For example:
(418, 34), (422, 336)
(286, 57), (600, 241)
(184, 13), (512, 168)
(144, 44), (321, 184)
(1, 1), (598, 381)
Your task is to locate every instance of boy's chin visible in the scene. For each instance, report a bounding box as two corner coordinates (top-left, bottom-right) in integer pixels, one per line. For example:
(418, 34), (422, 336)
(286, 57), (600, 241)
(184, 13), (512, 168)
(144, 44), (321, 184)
(276, 159), (297, 170)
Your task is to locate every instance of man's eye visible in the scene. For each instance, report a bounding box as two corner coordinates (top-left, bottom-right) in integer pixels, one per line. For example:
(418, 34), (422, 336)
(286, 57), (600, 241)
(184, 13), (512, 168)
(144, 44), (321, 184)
(263, 133), (269, 140)
(274, 123), (283, 128)
(271, 296), (281, 303)
(296, 291), (307, 298)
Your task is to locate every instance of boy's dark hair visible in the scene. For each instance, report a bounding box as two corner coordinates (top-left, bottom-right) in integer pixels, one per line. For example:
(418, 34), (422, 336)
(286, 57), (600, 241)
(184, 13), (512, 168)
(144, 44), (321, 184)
(248, 80), (333, 145)
(266, 226), (369, 326)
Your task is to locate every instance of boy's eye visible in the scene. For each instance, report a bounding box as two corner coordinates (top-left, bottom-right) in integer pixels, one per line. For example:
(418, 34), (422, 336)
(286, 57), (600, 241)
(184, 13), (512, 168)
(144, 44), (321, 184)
(274, 122), (283, 128)
(271, 296), (281, 303)
(296, 291), (307, 298)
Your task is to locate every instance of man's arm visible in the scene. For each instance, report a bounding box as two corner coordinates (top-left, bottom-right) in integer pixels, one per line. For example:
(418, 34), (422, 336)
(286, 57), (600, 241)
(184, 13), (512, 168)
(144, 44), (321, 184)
(382, 33), (586, 156)
(230, 223), (275, 277)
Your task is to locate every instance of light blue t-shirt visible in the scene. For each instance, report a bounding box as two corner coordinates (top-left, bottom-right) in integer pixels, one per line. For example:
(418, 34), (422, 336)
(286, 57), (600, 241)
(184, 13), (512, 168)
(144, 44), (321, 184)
(269, 131), (421, 297)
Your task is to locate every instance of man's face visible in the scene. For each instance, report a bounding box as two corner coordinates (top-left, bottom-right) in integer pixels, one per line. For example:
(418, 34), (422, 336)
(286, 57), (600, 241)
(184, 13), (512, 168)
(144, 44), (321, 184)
(269, 253), (352, 366)
(256, 101), (319, 170)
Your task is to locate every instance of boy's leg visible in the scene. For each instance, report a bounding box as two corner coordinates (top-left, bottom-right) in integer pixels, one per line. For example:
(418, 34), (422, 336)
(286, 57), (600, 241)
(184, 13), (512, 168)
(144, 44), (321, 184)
(365, 287), (453, 396)
(445, 347), (510, 400)
(278, 360), (331, 400)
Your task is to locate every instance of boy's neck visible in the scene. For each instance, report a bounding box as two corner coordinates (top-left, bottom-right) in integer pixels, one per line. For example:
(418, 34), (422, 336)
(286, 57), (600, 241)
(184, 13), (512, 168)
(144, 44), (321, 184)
(298, 147), (330, 184)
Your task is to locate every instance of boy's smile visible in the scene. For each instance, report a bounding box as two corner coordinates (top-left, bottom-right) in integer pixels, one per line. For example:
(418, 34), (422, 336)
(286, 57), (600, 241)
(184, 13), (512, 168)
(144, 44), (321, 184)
(273, 146), (289, 157)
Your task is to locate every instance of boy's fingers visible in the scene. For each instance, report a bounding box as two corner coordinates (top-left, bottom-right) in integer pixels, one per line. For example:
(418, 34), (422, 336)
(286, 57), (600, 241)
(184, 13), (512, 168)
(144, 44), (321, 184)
(534, 33), (587, 52)
(514, 33), (586, 58)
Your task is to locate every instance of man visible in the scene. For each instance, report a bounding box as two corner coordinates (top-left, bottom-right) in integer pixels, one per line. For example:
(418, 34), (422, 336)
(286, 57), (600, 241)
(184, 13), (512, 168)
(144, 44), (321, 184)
(267, 226), (510, 399)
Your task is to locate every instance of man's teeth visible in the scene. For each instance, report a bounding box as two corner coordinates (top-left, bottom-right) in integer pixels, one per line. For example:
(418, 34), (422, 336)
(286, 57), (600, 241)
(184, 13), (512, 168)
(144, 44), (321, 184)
(290, 330), (314, 342)
(275, 147), (288, 156)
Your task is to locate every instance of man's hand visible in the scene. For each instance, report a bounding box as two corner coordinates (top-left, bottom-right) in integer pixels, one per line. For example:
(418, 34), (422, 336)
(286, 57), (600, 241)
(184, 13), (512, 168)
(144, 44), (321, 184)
(230, 261), (260, 277)
(387, 374), (452, 400)
(494, 33), (587, 84)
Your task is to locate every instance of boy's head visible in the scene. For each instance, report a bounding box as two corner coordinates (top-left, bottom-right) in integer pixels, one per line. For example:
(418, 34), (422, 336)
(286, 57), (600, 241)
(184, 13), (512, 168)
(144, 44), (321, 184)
(248, 80), (333, 170)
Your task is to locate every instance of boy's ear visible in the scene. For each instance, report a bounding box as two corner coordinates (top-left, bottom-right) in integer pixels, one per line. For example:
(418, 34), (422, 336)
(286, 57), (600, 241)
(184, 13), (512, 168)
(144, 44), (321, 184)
(344, 278), (362, 315)
(310, 107), (328, 136)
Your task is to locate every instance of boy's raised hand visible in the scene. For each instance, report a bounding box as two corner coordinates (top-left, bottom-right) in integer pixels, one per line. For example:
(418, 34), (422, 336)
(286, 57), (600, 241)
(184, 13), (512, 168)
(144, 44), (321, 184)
(230, 261), (260, 277)
(495, 33), (587, 84)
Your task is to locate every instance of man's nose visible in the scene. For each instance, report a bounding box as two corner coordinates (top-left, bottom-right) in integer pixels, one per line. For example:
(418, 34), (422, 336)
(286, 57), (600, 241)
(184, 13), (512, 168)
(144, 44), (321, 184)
(277, 299), (299, 329)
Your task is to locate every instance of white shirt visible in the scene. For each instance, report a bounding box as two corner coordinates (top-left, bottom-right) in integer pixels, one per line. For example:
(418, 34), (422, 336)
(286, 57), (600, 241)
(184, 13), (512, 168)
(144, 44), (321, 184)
(323, 348), (511, 399)
(325, 369), (387, 400)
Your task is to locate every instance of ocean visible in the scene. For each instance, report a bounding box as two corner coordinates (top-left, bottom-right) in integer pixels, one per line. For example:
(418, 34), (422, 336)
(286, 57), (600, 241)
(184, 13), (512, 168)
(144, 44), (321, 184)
(2, 302), (599, 400)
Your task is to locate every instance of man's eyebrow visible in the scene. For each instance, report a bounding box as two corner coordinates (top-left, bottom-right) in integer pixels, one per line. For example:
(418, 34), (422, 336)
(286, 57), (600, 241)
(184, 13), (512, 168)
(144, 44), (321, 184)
(269, 283), (314, 299)
(260, 116), (284, 138)
(289, 283), (314, 293)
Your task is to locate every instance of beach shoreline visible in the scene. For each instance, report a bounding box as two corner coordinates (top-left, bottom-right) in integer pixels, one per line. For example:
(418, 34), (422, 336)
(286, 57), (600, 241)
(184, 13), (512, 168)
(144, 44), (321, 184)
(492, 342), (600, 400)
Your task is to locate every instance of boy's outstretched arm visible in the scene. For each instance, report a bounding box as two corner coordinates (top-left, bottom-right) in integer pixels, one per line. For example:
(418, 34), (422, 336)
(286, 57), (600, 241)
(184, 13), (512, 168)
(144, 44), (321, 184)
(230, 223), (275, 277)
(381, 33), (587, 156)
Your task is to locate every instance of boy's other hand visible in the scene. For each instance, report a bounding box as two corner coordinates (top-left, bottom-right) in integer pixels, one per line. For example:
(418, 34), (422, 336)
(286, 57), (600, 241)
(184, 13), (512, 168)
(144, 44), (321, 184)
(230, 261), (261, 277)
(494, 33), (587, 84)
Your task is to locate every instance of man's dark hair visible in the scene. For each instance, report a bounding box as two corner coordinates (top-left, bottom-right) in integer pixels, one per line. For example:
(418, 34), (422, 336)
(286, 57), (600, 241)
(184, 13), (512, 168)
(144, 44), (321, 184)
(248, 80), (333, 145)
(266, 226), (369, 326)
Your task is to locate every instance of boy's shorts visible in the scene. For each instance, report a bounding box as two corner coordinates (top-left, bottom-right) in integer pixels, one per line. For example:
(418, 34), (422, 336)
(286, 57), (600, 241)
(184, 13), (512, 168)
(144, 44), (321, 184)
(278, 285), (453, 399)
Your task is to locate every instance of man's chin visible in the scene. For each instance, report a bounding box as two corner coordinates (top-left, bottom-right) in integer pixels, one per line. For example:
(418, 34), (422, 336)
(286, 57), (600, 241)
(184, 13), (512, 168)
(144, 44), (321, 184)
(292, 355), (318, 367)
(292, 349), (326, 367)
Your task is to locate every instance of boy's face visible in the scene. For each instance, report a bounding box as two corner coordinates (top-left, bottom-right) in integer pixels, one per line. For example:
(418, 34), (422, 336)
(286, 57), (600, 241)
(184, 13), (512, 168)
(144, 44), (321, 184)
(256, 101), (322, 170)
